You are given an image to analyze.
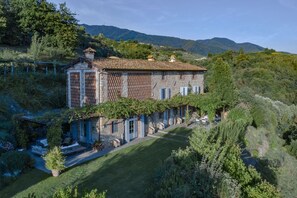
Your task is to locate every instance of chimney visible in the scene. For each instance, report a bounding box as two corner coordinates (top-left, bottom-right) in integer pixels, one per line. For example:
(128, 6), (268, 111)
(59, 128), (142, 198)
(169, 55), (176, 62)
(147, 54), (155, 61)
(83, 47), (96, 61)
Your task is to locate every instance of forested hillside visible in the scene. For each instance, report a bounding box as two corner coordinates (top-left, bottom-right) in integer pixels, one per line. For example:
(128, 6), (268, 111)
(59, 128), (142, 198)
(82, 24), (264, 55)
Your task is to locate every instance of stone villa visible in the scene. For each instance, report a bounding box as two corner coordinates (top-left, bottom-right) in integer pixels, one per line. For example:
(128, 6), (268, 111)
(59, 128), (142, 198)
(67, 48), (206, 147)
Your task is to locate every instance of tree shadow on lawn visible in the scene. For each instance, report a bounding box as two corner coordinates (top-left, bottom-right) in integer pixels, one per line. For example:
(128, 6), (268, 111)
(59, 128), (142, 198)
(0, 169), (50, 198)
(75, 137), (188, 198)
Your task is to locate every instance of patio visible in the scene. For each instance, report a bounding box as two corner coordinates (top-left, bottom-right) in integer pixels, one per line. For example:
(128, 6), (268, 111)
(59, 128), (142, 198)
(29, 136), (152, 173)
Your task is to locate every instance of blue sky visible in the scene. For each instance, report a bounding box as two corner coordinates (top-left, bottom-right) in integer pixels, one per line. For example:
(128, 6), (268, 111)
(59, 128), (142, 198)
(49, 0), (297, 53)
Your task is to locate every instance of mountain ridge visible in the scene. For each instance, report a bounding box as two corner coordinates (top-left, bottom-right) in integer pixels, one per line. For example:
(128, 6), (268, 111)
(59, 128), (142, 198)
(81, 24), (264, 56)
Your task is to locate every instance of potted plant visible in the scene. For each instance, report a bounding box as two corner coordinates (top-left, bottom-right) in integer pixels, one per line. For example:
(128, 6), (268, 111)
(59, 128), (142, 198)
(92, 140), (103, 152)
(43, 146), (65, 177)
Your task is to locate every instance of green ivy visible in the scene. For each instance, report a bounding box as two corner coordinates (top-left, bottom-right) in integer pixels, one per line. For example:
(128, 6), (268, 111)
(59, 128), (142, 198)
(66, 94), (219, 122)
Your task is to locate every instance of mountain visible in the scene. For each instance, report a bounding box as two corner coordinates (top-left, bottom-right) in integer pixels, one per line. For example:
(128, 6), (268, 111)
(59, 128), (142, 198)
(81, 24), (264, 56)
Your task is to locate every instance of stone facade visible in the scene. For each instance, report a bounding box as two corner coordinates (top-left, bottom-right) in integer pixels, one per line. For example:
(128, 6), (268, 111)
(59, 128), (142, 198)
(151, 71), (204, 100)
(67, 58), (206, 146)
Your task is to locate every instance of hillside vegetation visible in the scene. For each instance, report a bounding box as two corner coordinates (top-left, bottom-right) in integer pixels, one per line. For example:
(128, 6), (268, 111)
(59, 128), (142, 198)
(0, 74), (66, 133)
(201, 50), (297, 105)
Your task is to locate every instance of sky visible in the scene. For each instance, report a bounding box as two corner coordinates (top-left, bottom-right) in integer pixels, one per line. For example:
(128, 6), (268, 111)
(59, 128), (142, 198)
(49, 0), (297, 54)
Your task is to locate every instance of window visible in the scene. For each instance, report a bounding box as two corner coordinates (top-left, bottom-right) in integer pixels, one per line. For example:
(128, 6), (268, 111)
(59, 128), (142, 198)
(129, 120), (134, 135)
(161, 88), (171, 99)
(193, 86), (201, 94)
(160, 88), (166, 100)
(180, 87), (188, 96)
(161, 72), (166, 80)
(168, 88), (171, 99)
(112, 121), (118, 133)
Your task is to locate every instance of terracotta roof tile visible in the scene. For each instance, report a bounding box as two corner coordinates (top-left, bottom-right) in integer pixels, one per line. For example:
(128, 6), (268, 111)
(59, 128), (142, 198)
(92, 58), (206, 71)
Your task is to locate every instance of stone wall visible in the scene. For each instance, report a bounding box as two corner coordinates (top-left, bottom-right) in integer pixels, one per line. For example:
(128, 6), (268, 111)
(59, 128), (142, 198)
(151, 71), (204, 100)
(99, 118), (125, 147)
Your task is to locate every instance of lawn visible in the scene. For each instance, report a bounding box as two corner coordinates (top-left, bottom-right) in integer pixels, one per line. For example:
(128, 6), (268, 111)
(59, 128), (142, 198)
(0, 128), (191, 198)
(158, 127), (193, 142)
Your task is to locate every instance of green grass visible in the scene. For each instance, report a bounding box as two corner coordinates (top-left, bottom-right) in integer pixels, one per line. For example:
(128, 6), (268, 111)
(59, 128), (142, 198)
(0, 128), (189, 198)
(158, 127), (193, 142)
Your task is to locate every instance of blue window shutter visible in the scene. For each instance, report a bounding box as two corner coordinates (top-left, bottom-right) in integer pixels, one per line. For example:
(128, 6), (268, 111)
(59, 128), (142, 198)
(160, 88), (166, 100)
(124, 120), (129, 143)
(168, 88), (171, 99)
(193, 86), (198, 94)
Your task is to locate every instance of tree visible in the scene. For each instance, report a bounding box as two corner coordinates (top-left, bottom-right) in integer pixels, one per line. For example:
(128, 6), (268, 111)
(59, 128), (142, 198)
(208, 58), (238, 117)
(0, 0), (80, 53)
(28, 32), (44, 61)
(0, 0), (23, 45)
(0, 0), (6, 42)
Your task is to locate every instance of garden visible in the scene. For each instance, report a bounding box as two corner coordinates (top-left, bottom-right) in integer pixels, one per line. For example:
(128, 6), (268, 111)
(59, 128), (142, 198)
(0, 129), (190, 198)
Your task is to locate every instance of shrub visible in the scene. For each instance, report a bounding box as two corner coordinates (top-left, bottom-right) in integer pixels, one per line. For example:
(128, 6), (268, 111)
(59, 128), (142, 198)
(147, 148), (241, 198)
(53, 186), (106, 198)
(13, 122), (29, 149)
(43, 146), (65, 172)
(228, 105), (253, 125)
(287, 140), (297, 158)
(0, 151), (34, 176)
(245, 181), (280, 198)
(251, 102), (277, 131)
